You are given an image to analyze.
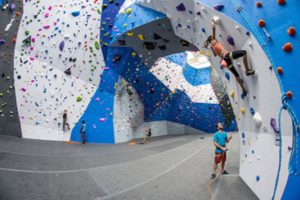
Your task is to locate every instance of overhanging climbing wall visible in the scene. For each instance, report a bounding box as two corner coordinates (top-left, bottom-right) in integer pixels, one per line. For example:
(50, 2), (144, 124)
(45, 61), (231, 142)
(132, 0), (300, 199)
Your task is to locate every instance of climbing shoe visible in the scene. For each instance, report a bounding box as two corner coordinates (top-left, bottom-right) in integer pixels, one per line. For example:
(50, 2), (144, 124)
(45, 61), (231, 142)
(211, 173), (216, 179)
(222, 170), (229, 175)
(246, 70), (255, 76)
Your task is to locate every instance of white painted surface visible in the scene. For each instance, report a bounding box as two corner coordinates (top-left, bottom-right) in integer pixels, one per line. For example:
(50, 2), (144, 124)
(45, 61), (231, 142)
(14, 0), (104, 141)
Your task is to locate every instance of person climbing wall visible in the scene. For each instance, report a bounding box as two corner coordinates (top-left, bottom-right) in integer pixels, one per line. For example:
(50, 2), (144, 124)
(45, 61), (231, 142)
(204, 19), (255, 96)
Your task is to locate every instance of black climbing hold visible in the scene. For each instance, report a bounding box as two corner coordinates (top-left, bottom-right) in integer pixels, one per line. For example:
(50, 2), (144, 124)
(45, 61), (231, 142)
(143, 42), (157, 50)
(153, 33), (162, 40)
(64, 68), (72, 75)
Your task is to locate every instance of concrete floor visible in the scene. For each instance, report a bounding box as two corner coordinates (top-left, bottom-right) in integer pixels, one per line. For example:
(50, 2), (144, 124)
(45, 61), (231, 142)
(0, 133), (258, 200)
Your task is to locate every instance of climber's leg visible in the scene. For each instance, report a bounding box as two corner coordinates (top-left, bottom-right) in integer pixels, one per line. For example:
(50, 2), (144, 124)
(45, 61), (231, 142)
(230, 50), (255, 76)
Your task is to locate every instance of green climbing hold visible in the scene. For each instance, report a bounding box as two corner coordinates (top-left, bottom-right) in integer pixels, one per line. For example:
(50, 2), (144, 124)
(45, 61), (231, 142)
(95, 41), (100, 50)
(76, 96), (83, 102)
(25, 30), (30, 36)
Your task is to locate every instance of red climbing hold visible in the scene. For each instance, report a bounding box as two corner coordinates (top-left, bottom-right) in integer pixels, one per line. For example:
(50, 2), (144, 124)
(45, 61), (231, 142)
(278, 0), (286, 5)
(288, 27), (296, 37)
(277, 67), (283, 75)
(256, 2), (262, 8)
(282, 43), (293, 52)
(258, 19), (266, 27)
(286, 91), (293, 99)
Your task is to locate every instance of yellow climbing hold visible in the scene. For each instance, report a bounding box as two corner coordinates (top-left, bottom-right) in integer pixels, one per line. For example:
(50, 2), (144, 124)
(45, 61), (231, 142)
(229, 90), (234, 98)
(123, 24), (127, 28)
(241, 107), (246, 114)
(127, 32), (134, 37)
(138, 34), (144, 41)
(126, 8), (132, 14)
(131, 51), (137, 57)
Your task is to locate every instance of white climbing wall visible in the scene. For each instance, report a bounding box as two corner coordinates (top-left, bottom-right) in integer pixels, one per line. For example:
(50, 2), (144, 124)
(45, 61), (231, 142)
(150, 56), (218, 104)
(136, 0), (293, 199)
(14, 0), (105, 141)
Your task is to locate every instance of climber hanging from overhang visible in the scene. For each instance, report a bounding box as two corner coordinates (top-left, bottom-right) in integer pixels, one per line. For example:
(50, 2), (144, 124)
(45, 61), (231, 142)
(204, 18), (255, 96)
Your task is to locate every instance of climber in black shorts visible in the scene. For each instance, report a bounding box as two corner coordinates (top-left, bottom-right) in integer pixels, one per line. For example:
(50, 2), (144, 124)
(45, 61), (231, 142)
(204, 19), (255, 96)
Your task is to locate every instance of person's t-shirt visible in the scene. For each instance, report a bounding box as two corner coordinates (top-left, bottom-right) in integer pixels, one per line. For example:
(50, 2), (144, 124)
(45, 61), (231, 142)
(213, 131), (228, 153)
(81, 124), (86, 132)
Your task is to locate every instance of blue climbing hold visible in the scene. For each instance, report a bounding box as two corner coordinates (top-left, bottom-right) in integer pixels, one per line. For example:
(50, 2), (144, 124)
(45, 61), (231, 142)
(71, 11), (80, 17)
(250, 108), (255, 115)
(256, 176), (260, 182)
(225, 72), (230, 80)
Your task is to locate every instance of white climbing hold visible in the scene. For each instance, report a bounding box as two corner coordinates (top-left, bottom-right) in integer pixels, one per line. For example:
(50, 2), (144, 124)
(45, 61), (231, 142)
(201, 7), (206, 12)
(235, 25), (241, 31)
(212, 16), (221, 24)
(248, 41), (253, 48)
(253, 112), (262, 126)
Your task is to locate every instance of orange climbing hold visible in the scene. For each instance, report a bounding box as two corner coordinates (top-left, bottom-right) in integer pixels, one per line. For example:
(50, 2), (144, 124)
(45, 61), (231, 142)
(286, 91), (293, 99)
(277, 67), (283, 75)
(15, 11), (21, 17)
(288, 27), (296, 37)
(258, 19), (266, 27)
(278, 0), (286, 5)
(12, 37), (17, 44)
(256, 2), (262, 7)
(282, 43), (293, 52)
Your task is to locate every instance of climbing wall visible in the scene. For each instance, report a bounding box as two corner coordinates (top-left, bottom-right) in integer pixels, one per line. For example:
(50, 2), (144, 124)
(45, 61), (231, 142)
(0, 0), (23, 137)
(14, 0), (105, 141)
(134, 0), (299, 199)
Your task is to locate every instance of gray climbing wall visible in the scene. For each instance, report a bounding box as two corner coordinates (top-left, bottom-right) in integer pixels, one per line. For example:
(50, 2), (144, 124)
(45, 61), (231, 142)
(0, 0), (23, 137)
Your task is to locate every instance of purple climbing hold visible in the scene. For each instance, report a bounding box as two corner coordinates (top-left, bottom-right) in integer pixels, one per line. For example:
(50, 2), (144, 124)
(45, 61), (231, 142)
(270, 118), (280, 133)
(176, 3), (186, 11)
(214, 4), (224, 11)
(227, 36), (235, 46)
(0, 39), (5, 45)
(59, 41), (65, 51)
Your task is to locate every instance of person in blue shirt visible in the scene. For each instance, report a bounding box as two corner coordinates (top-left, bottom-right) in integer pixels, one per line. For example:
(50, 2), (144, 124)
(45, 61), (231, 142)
(211, 123), (232, 179)
(80, 120), (86, 144)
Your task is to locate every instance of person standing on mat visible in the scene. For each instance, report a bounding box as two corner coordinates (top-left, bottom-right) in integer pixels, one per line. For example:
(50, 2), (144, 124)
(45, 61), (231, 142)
(204, 19), (255, 96)
(211, 123), (232, 179)
(80, 120), (86, 144)
(62, 110), (70, 132)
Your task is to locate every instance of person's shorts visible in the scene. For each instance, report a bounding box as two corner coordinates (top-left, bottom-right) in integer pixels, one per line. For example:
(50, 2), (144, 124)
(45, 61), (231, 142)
(223, 50), (246, 78)
(215, 152), (227, 164)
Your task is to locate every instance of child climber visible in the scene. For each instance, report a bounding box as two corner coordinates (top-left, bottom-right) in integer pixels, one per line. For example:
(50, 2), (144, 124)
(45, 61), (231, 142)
(204, 19), (255, 95)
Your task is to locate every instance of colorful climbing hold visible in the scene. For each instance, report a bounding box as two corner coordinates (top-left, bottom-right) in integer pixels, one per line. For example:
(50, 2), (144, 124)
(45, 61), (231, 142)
(256, 2), (262, 8)
(258, 20), (266, 27)
(277, 67), (283, 75)
(71, 11), (80, 17)
(214, 4), (224, 11)
(288, 27), (296, 37)
(282, 42), (293, 52)
(278, 0), (286, 6)
(286, 91), (293, 99)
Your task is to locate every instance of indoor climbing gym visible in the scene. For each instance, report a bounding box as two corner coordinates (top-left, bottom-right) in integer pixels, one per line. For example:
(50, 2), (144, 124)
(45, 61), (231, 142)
(0, 0), (299, 200)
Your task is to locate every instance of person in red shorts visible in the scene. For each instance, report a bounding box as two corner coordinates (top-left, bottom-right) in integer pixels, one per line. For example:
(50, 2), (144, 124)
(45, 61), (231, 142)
(211, 123), (232, 179)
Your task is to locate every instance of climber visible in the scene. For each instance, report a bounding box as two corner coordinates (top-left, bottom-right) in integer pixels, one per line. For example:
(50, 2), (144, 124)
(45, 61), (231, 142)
(126, 84), (134, 101)
(62, 110), (70, 132)
(211, 123), (232, 179)
(204, 19), (255, 95)
(141, 128), (152, 144)
(80, 120), (86, 144)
